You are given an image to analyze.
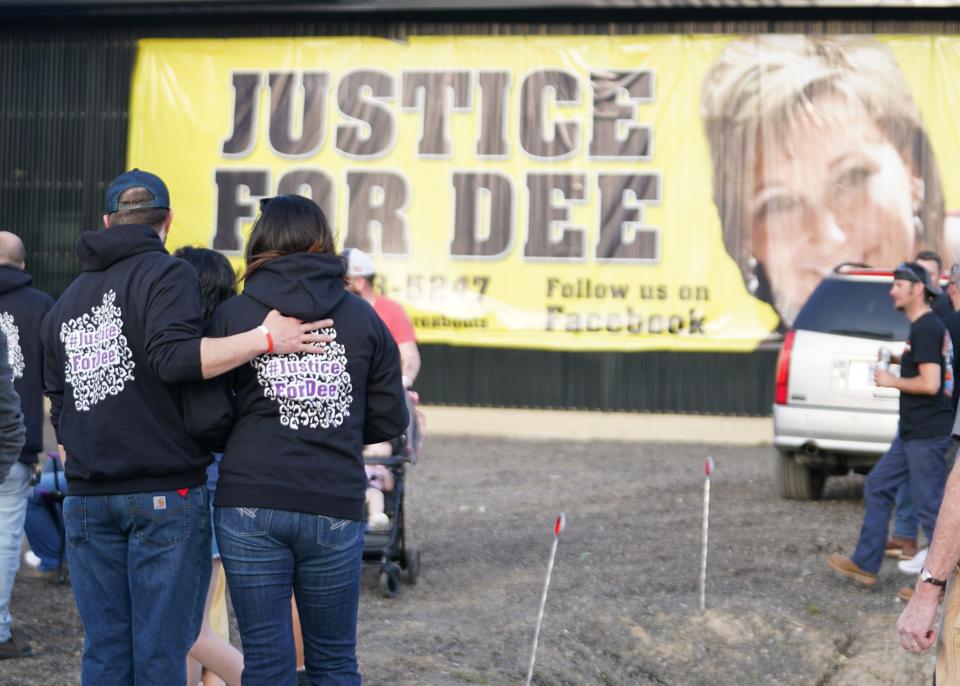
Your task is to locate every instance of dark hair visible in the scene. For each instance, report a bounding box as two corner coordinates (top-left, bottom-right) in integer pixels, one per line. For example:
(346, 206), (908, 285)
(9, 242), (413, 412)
(243, 195), (341, 281)
(109, 187), (170, 229)
(173, 246), (237, 322)
(915, 249), (943, 274)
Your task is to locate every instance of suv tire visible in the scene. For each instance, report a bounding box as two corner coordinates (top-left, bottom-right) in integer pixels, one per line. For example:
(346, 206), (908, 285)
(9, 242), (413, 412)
(777, 451), (826, 500)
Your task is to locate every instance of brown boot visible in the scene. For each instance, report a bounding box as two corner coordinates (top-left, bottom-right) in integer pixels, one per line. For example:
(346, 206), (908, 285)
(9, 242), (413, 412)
(828, 553), (877, 586)
(885, 536), (918, 558)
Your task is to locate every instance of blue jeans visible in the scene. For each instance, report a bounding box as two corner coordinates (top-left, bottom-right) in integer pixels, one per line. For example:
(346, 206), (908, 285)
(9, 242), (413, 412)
(0, 463), (31, 642)
(852, 435), (951, 574)
(893, 482), (918, 541)
(25, 459), (67, 571)
(215, 507), (365, 686)
(891, 442), (960, 540)
(64, 487), (211, 686)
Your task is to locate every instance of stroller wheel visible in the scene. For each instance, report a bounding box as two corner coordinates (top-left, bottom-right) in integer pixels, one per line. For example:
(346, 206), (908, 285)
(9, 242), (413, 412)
(378, 563), (402, 598)
(403, 546), (421, 585)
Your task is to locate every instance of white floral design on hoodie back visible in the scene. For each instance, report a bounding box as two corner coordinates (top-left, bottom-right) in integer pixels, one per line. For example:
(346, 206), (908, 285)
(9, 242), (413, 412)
(252, 326), (353, 430)
(60, 290), (136, 411)
(0, 312), (24, 380)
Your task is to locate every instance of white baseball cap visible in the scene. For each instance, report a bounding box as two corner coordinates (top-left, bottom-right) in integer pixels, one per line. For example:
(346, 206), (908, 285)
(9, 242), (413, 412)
(343, 248), (374, 277)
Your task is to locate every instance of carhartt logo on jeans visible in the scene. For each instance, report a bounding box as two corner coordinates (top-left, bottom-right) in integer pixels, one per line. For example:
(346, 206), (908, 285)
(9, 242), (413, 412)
(60, 290), (136, 411)
(252, 327), (353, 430)
(0, 312), (24, 380)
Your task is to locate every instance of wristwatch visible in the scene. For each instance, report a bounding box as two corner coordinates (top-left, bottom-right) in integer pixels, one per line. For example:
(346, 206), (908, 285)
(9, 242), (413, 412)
(920, 567), (947, 587)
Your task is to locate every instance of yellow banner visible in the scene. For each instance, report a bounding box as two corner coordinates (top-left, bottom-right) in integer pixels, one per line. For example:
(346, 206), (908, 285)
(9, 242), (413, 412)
(128, 35), (960, 351)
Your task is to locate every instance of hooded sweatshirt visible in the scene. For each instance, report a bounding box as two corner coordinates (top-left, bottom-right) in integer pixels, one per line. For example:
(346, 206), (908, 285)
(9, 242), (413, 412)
(185, 252), (408, 520)
(41, 224), (209, 495)
(0, 265), (54, 464)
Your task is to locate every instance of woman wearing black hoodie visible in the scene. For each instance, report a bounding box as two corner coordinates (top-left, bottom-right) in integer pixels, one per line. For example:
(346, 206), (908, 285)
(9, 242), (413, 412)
(187, 195), (408, 686)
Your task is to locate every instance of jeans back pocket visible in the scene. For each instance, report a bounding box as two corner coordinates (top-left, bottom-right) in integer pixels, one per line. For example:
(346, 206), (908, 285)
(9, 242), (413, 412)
(129, 490), (193, 547)
(216, 506), (274, 537)
(316, 516), (363, 550)
(63, 496), (88, 546)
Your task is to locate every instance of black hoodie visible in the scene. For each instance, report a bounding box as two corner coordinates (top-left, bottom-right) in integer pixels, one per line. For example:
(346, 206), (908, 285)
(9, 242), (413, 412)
(41, 224), (210, 495)
(0, 265), (54, 464)
(185, 252), (408, 520)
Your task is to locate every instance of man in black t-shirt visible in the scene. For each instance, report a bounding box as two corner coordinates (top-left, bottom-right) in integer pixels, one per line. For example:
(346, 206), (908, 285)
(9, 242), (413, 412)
(829, 262), (954, 586)
(886, 252), (957, 563)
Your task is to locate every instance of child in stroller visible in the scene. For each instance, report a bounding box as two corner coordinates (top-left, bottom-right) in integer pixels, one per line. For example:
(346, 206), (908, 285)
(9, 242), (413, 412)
(364, 462), (395, 533)
(361, 390), (423, 597)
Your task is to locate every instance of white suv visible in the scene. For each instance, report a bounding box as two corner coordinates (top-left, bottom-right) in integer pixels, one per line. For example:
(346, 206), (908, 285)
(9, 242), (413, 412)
(773, 266), (912, 500)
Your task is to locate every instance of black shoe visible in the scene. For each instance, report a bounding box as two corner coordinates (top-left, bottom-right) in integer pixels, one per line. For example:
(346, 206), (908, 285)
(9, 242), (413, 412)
(296, 669), (310, 686)
(0, 630), (33, 660)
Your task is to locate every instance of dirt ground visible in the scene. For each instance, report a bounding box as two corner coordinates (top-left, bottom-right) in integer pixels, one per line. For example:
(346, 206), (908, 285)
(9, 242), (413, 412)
(0, 436), (938, 685)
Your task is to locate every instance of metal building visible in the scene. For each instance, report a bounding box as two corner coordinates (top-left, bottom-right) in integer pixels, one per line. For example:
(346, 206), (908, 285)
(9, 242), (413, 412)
(3, 0), (944, 415)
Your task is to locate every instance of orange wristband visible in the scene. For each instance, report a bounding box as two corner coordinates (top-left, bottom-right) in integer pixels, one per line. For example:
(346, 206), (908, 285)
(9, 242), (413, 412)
(257, 325), (274, 353)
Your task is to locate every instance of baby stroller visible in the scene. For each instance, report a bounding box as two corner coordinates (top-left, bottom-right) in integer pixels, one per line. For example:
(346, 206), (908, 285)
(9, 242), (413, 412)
(362, 392), (422, 598)
(23, 452), (69, 585)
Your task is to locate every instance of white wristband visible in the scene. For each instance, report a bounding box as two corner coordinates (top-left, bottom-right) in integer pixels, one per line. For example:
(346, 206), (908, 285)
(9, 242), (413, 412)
(257, 325), (273, 353)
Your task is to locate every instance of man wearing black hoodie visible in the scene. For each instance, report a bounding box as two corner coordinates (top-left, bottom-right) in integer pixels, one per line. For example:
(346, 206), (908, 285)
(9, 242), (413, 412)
(41, 170), (332, 686)
(0, 231), (53, 660)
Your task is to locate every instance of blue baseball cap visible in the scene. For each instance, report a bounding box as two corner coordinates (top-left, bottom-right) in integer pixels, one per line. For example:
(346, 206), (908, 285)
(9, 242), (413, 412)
(104, 169), (170, 213)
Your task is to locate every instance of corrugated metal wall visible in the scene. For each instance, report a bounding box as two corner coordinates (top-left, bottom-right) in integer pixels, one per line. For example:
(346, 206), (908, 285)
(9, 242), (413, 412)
(3, 13), (953, 415)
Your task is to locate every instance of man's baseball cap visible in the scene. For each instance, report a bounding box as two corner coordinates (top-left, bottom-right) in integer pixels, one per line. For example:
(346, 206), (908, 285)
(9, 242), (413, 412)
(105, 169), (170, 213)
(343, 248), (375, 277)
(893, 261), (937, 296)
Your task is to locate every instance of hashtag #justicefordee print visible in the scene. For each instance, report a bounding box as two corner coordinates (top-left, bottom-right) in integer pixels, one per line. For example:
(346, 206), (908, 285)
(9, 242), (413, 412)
(61, 290), (136, 411)
(253, 327), (353, 430)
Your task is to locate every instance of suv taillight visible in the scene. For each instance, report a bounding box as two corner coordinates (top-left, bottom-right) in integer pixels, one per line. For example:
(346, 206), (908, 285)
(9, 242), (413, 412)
(775, 330), (795, 405)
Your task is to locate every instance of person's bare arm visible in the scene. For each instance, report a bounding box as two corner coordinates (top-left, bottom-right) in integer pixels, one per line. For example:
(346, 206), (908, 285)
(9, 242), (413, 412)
(200, 311), (334, 380)
(398, 341), (421, 388)
(898, 443), (960, 652)
(875, 363), (940, 395)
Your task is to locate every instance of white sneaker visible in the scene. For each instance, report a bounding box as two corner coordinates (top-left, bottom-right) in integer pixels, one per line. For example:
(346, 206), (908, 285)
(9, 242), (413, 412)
(23, 550), (41, 569)
(368, 512), (391, 532)
(898, 547), (928, 575)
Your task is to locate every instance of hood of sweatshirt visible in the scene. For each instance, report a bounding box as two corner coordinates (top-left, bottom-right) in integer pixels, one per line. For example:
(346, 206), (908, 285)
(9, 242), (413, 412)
(76, 224), (167, 271)
(0, 265), (32, 295)
(243, 252), (347, 321)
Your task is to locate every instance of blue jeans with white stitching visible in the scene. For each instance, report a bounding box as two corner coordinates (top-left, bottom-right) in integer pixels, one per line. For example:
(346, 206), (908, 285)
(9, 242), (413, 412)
(63, 487), (211, 686)
(215, 506), (364, 686)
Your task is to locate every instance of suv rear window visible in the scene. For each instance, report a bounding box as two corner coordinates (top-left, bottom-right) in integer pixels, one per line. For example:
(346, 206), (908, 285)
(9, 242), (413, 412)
(792, 279), (909, 341)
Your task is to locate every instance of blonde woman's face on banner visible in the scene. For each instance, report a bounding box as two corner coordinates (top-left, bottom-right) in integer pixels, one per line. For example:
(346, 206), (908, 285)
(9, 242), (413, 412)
(750, 94), (919, 324)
